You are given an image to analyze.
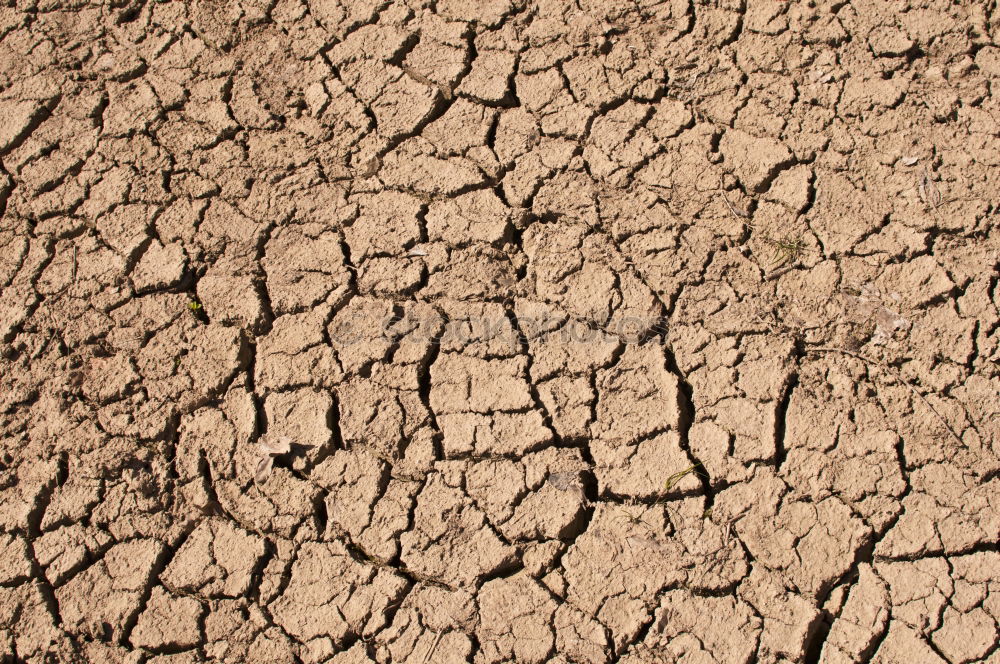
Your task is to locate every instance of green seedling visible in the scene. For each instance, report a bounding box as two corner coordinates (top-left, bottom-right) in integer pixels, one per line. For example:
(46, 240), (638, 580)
(187, 300), (203, 313)
(615, 502), (657, 533)
(653, 465), (706, 505)
(762, 234), (806, 267)
(662, 464), (702, 492)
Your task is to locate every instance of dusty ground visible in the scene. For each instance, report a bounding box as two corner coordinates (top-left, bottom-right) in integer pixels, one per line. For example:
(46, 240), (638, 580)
(1, 0), (999, 662)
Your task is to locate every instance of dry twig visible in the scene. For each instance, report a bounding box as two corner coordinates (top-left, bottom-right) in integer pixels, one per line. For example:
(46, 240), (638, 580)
(718, 175), (750, 220)
(420, 631), (445, 664)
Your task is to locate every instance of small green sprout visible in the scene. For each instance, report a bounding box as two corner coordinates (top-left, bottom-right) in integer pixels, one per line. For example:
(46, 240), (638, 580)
(615, 501), (657, 533)
(663, 464), (702, 492)
(762, 235), (806, 268)
(187, 300), (202, 313)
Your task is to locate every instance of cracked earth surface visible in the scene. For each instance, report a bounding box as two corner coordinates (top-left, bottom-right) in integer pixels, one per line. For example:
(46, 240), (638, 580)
(1, 0), (999, 662)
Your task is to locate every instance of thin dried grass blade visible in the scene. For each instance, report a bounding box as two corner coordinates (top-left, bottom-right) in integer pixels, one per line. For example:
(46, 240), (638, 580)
(401, 65), (434, 88)
(626, 535), (674, 557)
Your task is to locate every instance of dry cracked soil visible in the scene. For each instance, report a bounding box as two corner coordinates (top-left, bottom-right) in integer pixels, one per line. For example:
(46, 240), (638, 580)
(1, 0), (999, 663)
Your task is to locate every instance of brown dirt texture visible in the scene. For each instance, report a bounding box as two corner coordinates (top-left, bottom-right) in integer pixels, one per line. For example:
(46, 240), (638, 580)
(1, 0), (999, 662)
